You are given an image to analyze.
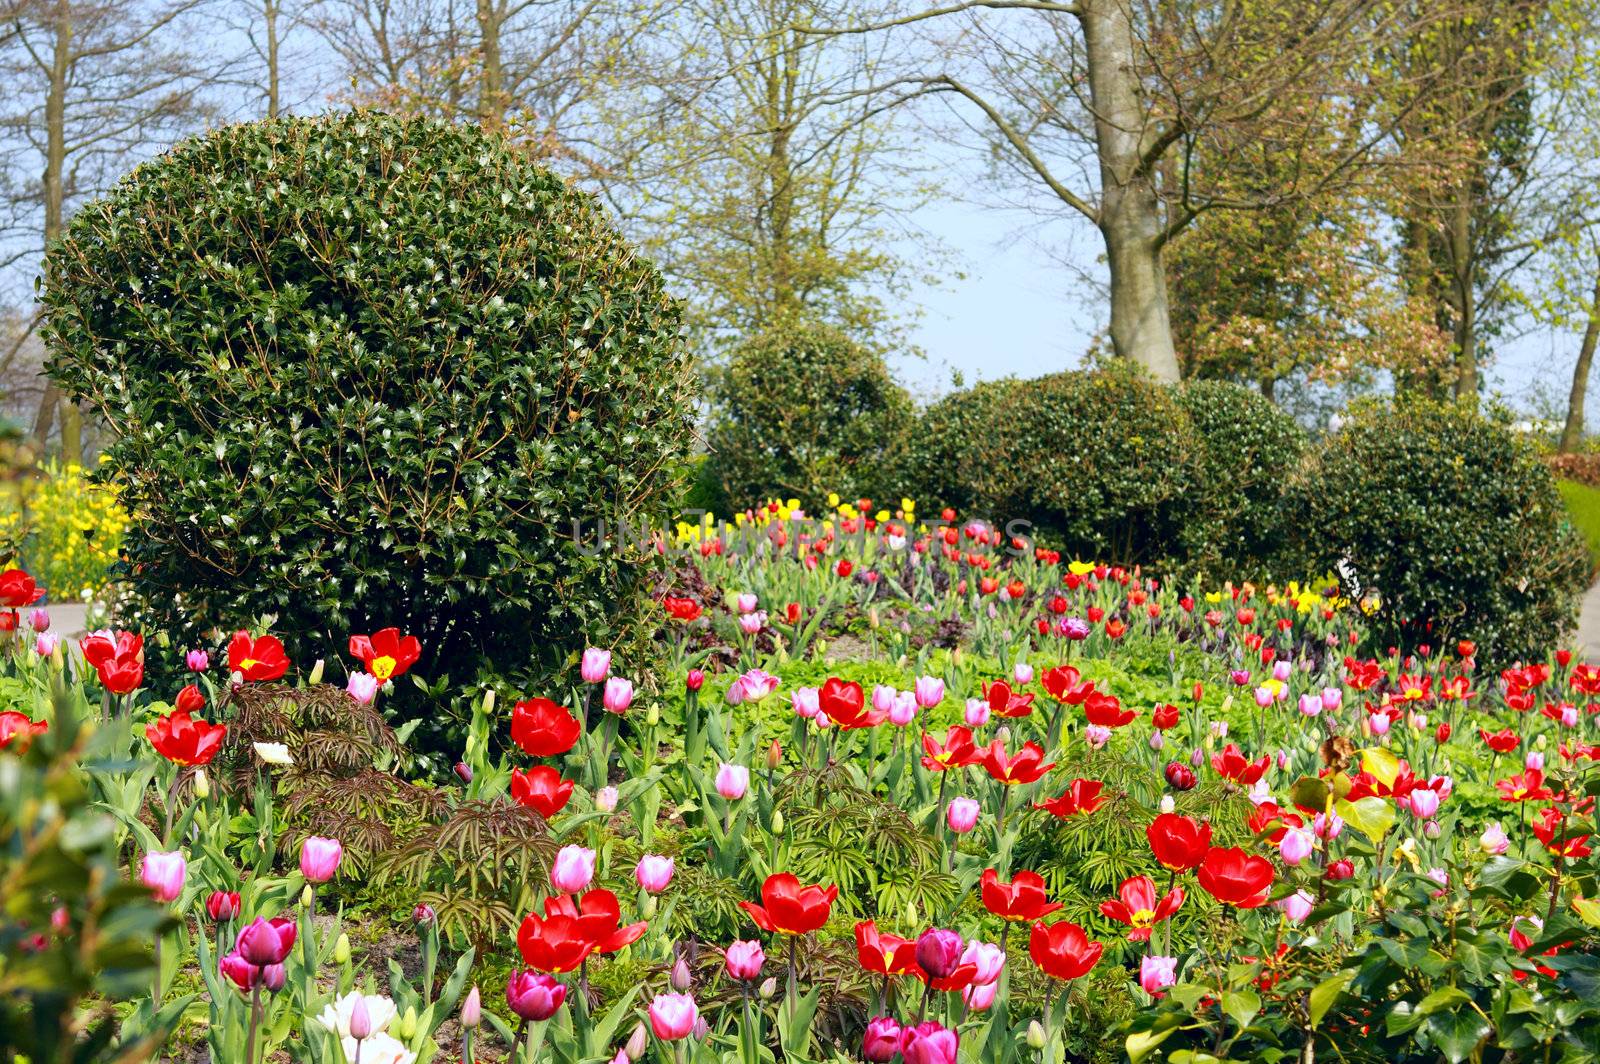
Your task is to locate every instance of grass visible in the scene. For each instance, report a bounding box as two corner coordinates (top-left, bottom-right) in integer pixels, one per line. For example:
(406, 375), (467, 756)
(1558, 477), (1600, 576)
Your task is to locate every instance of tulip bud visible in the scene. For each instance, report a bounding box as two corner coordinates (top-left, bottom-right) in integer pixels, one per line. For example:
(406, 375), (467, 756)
(350, 996), (373, 1041)
(301, 885), (314, 908)
(770, 810), (784, 835)
(308, 658), (325, 685)
(685, 670), (705, 692)
(641, 894), (658, 918)
(461, 986), (482, 1028)
(193, 768), (210, 798)
(758, 977), (778, 1000)
(397, 1006), (418, 1041)
(766, 740), (783, 770)
(454, 761), (473, 784)
(595, 786), (619, 813)
(1026, 1021), (1048, 1049)
(482, 688), (497, 715)
(1159, 795), (1175, 814)
(334, 933), (351, 964)
(671, 955), (693, 991)
(647, 703), (660, 726)
(626, 1022), (650, 1060)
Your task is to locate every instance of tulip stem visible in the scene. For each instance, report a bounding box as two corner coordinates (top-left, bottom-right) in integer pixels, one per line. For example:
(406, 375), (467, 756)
(786, 936), (798, 1016)
(244, 980), (263, 1064)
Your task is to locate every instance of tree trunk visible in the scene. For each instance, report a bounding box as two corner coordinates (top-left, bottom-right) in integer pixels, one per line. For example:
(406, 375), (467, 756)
(1559, 258), (1600, 454)
(1080, 0), (1181, 383)
(476, 0), (505, 127)
(1449, 190), (1477, 403)
(264, 0), (281, 117)
(762, 26), (800, 321)
(33, 0), (74, 458)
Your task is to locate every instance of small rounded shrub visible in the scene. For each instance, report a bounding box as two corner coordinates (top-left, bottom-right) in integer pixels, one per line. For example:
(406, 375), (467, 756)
(1297, 399), (1588, 663)
(42, 112), (694, 719)
(1173, 380), (1307, 578)
(907, 365), (1198, 564)
(705, 320), (913, 508)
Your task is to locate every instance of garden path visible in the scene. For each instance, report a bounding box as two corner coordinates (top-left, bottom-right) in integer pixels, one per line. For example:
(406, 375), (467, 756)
(46, 602), (89, 636)
(1577, 578), (1600, 661)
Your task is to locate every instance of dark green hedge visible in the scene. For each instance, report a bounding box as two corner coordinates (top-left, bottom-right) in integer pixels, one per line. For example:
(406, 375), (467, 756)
(1295, 398), (1587, 663)
(1174, 379), (1307, 578)
(43, 112), (694, 720)
(705, 319), (913, 508)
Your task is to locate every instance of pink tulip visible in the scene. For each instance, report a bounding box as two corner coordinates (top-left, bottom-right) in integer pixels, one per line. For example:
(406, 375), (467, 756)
(551, 844), (596, 894)
(962, 981), (998, 1011)
(1139, 955), (1177, 995)
(863, 1017), (902, 1062)
(946, 797), (980, 833)
(899, 1021), (958, 1064)
(1279, 889), (1314, 923)
(346, 672), (379, 704)
(1367, 712), (1390, 736)
(963, 698), (990, 728)
(1013, 662), (1034, 685)
(715, 763), (749, 800)
(1085, 724), (1111, 749)
(1408, 788), (1440, 818)
(635, 855), (675, 893)
(1480, 822), (1510, 855)
(1297, 693), (1321, 717)
(914, 676), (944, 709)
(35, 632), (59, 656)
(1278, 828), (1313, 866)
(648, 993), (698, 1041)
(1526, 751), (1545, 771)
(186, 649), (210, 672)
(299, 836), (343, 884)
(960, 940), (1005, 984)
(603, 677), (634, 714)
(235, 916), (297, 966)
(140, 850), (186, 903)
(29, 609), (49, 631)
(507, 970), (567, 1021)
(581, 648), (611, 684)
(1320, 687), (1342, 710)
(595, 786), (619, 812)
(889, 692), (917, 727)
(736, 593), (758, 614)
(872, 685), (898, 715)
(738, 611), (765, 635)
(791, 687), (820, 718)
(724, 940), (765, 981)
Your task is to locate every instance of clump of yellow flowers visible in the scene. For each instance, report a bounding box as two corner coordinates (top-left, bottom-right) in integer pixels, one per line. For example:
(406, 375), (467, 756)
(0, 459), (128, 597)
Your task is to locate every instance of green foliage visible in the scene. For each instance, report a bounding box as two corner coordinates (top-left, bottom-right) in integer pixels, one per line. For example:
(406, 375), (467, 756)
(1295, 398), (1588, 663)
(41, 111), (695, 722)
(705, 320), (914, 508)
(1557, 478), (1600, 575)
(1173, 379), (1307, 578)
(907, 365), (1199, 564)
(0, 686), (179, 1061)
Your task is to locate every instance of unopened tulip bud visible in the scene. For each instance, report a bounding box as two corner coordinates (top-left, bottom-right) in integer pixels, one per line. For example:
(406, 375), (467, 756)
(308, 658), (325, 685)
(766, 740), (783, 770)
(482, 688), (497, 714)
(193, 768), (210, 798)
(770, 810), (784, 834)
(350, 996), (373, 1041)
(671, 955), (692, 991)
(461, 986), (482, 1028)
(626, 1022), (650, 1059)
(334, 933), (351, 964)
(641, 894), (658, 918)
(454, 761), (473, 784)
(686, 670), (705, 692)
(758, 977), (778, 1000)
(397, 1007), (418, 1041)
(647, 703), (660, 726)
(595, 786), (619, 812)
(1159, 795), (1175, 814)
(1026, 1021), (1048, 1049)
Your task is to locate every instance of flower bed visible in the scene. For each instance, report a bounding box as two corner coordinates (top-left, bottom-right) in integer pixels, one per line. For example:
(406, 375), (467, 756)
(2, 497), (1599, 1064)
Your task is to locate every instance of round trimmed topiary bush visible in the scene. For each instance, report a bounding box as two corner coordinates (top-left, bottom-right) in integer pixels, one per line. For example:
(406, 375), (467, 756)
(1174, 379), (1307, 578)
(42, 112), (695, 717)
(906, 365), (1199, 564)
(704, 319), (913, 509)
(1297, 398), (1588, 664)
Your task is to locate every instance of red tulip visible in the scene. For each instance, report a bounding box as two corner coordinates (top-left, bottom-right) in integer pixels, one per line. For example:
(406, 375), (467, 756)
(0, 710), (48, 750)
(979, 738), (1055, 785)
(348, 627), (421, 682)
(1099, 875), (1184, 941)
(516, 912), (597, 973)
(983, 680), (1035, 719)
(920, 726), (978, 771)
(1147, 812), (1212, 872)
(1210, 743), (1269, 785)
(235, 916), (297, 966)
(146, 709), (228, 766)
(543, 888), (647, 955)
(1151, 703), (1180, 730)
(1083, 691), (1136, 728)
(1027, 920), (1102, 981)
(511, 697), (581, 757)
(1496, 769), (1554, 803)
(1479, 728), (1519, 754)
(980, 868), (1062, 922)
(662, 595), (702, 622)
(1196, 846), (1274, 908)
(740, 873), (837, 935)
(1033, 778), (1105, 818)
(0, 568), (45, 608)
(855, 920), (921, 976)
(227, 631), (289, 683)
(510, 766), (575, 818)
(819, 677), (884, 729)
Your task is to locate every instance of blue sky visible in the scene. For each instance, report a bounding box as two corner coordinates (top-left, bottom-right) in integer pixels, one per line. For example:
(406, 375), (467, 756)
(892, 195), (1574, 412)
